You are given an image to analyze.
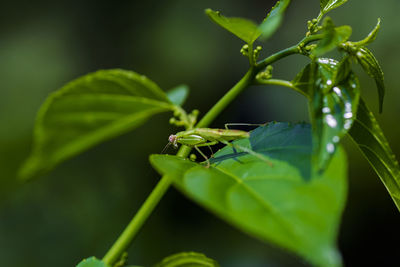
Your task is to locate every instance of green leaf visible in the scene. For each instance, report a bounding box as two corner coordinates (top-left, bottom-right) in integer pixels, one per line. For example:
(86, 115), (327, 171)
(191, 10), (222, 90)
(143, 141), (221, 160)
(294, 58), (360, 171)
(205, 9), (261, 44)
(355, 46), (385, 113)
(154, 252), (220, 267)
(312, 18), (352, 57)
(258, 0), (291, 41)
(353, 18), (381, 47)
(76, 257), (110, 267)
(166, 84), (189, 106)
(151, 122), (347, 267)
(19, 69), (174, 180)
(320, 0), (348, 14)
(349, 99), (400, 211)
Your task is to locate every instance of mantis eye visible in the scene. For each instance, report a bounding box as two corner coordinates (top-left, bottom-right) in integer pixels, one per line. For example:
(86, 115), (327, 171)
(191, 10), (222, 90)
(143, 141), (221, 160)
(168, 135), (177, 144)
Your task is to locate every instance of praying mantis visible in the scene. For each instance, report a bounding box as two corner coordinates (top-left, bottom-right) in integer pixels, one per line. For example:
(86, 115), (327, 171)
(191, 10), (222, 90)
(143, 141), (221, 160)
(166, 124), (273, 168)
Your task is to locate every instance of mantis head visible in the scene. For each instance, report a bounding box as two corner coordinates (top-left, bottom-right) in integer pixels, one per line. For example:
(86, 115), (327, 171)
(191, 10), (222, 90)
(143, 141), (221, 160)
(168, 134), (178, 148)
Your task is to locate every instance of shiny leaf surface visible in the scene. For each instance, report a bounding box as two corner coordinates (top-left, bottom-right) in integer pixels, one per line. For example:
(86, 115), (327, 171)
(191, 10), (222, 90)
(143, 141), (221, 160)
(205, 9), (261, 44)
(151, 122), (347, 267)
(320, 0), (348, 14)
(355, 46), (385, 113)
(349, 99), (400, 211)
(155, 252), (220, 267)
(313, 18), (352, 57)
(166, 84), (189, 106)
(76, 257), (110, 267)
(258, 0), (291, 41)
(19, 69), (174, 180)
(294, 58), (360, 170)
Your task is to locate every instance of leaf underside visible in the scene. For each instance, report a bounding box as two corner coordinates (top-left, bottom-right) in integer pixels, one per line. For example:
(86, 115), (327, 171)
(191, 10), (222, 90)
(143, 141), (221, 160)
(320, 0), (348, 14)
(166, 84), (190, 107)
(258, 0), (291, 41)
(205, 9), (261, 44)
(19, 69), (174, 180)
(151, 122), (347, 267)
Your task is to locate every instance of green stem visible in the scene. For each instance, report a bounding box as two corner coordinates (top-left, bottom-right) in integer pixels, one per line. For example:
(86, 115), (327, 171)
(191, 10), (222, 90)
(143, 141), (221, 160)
(196, 68), (255, 128)
(102, 175), (172, 265)
(255, 34), (323, 71)
(254, 78), (309, 99)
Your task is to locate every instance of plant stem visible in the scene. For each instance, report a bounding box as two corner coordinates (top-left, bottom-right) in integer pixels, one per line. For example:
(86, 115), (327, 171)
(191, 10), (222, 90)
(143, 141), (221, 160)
(196, 68), (255, 128)
(254, 78), (309, 99)
(255, 34), (323, 71)
(102, 175), (172, 265)
(102, 148), (190, 266)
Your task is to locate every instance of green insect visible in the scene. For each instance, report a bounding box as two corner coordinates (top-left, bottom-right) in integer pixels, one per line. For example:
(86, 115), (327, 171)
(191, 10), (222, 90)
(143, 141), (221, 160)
(167, 126), (272, 168)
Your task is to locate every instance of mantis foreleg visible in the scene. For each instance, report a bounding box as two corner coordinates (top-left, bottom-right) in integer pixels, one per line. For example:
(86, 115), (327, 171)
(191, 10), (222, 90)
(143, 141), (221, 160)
(194, 141), (218, 168)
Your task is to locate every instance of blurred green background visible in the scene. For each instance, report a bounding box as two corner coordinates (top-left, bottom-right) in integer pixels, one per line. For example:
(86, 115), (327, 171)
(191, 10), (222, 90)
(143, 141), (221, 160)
(1, 0), (399, 266)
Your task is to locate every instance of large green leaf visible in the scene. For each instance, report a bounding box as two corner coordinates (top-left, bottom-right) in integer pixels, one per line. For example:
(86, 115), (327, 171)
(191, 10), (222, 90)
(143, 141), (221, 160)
(258, 0), (291, 41)
(155, 252), (220, 267)
(349, 99), (400, 210)
(312, 18), (352, 57)
(355, 46), (385, 113)
(76, 257), (110, 267)
(205, 9), (261, 44)
(19, 69), (174, 180)
(320, 0), (348, 14)
(151, 122), (347, 267)
(293, 58), (360, 171)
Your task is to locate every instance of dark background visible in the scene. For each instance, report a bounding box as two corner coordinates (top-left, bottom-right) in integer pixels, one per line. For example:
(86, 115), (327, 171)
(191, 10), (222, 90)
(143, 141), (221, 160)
(1, 0), (400, 266)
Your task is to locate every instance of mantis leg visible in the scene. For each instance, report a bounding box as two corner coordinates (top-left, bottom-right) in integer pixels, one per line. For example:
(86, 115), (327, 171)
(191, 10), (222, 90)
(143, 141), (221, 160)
(224, 123), (266, 129)
(194, 141), (218, 168)
(219, 139), (273, 167)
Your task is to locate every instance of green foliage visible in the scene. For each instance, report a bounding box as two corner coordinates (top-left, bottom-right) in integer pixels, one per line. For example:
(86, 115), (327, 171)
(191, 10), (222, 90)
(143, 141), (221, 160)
(312, 17), (352, 57)
(258, 0), (291, 41)
(76, 257), (110, 267)
(154, 252), (219, 267)
(18, 1), (399, 266)
(353, 18), (381, 47)
(348, 99), (400, 210)
(205, 9), (261, 44)
(166, 85), (189, 106)
(293, 58), (360, 170)
(354, 47), (385, 113)
(319, 0), (348, 14)
(151, 123), (347, 267)
(19, 69), (174, 180)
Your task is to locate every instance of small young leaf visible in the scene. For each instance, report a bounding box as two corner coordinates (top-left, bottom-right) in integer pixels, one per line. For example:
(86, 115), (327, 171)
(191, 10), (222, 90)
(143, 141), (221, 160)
(205, 9), (261, 44)
(312, 18), (352, 57)
(76, 257), (110, 267)
(320, 0), (348, 14)
(19, 69), (174, 180)
(349, 99), (400, 211)
(353, 18), (381, 47)
(355, 46), (385, 113)
(166, 84), (189, 106)
(258, 0), (291, 41)
(151, 122), (347, 267)
(155, 252), (220, 267)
